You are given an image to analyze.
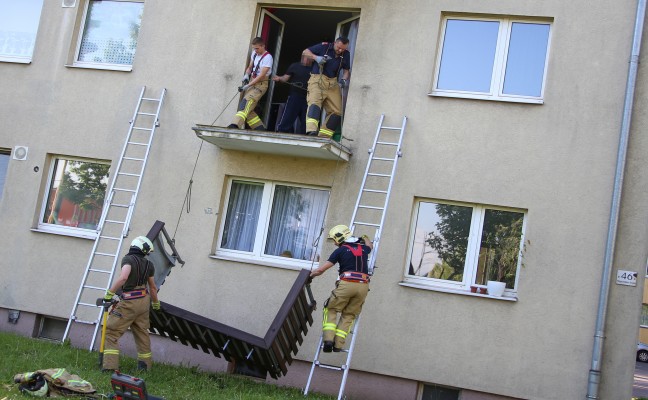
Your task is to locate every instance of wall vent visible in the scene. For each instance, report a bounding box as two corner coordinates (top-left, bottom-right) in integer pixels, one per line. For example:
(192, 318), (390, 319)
(12, 146), (28, 161)
(62, 0), (76, 8)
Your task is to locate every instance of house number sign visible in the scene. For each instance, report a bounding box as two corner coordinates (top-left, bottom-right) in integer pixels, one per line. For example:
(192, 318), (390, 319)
(616, 270), (638, 286)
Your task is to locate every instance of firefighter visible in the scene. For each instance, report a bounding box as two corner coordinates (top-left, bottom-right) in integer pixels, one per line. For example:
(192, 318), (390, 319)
(228, 37), (274, 131)
(272, 57), (311, 134)
(310, 225), (373, 352)
(302, 37), (351, 138)
(102, 236), (160, 372)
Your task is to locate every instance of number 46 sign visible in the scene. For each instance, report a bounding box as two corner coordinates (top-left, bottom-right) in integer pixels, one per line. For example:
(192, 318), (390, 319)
(616, 270), (638, 286)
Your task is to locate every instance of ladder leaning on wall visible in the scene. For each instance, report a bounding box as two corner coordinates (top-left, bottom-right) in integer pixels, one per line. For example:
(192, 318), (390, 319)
(304, 114), (407, 400)
(62, 86), (167, 349)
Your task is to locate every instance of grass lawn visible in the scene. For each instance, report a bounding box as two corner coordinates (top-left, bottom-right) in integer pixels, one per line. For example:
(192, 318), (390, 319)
(0, 331), (333, 399)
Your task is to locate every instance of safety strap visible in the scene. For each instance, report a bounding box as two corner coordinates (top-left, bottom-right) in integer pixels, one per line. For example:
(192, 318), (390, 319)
(342, 244), (366, 273)
(252, 51), (269, 78)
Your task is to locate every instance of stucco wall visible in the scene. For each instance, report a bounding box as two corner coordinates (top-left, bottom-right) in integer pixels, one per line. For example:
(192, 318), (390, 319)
(1, 1), (647, 399)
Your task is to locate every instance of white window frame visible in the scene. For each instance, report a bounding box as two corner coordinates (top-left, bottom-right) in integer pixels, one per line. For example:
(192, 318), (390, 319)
(0, 0), (45, 64)
(214, 178), (330, 271)
(430, 16), (552, 104)
(36, 156), (110, 240)
(403, 199), (527, 298)
(71, 0), (144, 72)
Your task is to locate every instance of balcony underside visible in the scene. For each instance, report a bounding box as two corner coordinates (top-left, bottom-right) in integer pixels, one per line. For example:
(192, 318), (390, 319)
(193, 125), (352, 161)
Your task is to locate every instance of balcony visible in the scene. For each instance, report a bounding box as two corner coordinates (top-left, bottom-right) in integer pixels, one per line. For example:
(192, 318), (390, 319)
(193, 125), (352, 161)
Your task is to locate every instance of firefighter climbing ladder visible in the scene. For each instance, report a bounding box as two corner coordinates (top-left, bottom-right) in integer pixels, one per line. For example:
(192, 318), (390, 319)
(304, 114), (407, 400)
(62, 86), (167, 349)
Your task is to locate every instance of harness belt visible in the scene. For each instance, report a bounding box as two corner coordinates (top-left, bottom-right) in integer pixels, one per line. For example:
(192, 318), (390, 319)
(339, 271), (370, 284)
(121, 289), (148, 300)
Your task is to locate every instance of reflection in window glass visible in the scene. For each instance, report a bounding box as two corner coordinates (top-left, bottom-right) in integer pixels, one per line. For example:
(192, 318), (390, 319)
(42, 159), (110, 230)
(0, 151), (9, 201)
(0, 0), (44, 61)
(265, 185), (329, 261)
(475, 209), (524, 288)
(78, 0), (144, 65)
(503, 23), (551, 96)
(642, 304), (648, 327)
(437, 20), (499, 93)
(221, 181), (264, 252)
(409, 202), (472, 282)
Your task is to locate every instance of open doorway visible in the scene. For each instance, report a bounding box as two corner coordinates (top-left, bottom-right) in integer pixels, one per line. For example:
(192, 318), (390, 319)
(253, 7), (360, 135)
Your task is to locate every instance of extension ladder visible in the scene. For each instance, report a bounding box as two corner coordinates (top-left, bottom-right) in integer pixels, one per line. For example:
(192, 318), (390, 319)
(62, 86), (167, 349)
(304, 115), (407, 400)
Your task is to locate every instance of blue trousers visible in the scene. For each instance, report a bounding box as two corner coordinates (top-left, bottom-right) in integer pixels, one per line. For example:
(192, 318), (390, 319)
(277, 95), (307, 134)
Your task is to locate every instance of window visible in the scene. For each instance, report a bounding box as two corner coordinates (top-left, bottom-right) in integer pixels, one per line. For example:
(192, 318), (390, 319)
(432, 16), (551, 103)
(38, 157), (110, 238)
(406, 200), (526, 296)
(420, 384), (460, 400)
(0, 0), (44, 63)
(641, 304), (648, 328)
(217, 179), (330, 269)
(0, 150), (9, 202)
(74, 0), (144, 70)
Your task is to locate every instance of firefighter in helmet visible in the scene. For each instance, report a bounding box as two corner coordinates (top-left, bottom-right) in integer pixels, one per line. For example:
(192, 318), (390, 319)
(102, 235), (159, 371)
(310, 225), (373, 352)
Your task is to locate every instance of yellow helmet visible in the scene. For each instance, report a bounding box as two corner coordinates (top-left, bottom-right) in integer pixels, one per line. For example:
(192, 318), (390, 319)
(328, 225), (352, 245)
(131, 236), (154, 254)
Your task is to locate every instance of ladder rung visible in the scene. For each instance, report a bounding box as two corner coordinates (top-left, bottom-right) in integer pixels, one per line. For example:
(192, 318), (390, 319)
(137, 112), (156, 116)
(371, 157), (395, 161)
(99, 235), (120, 240)
(123, 157), (145, 161)
(132, 127), (153, 131)
(113, 188), (136, 192)
(73, 319), (98, 325)
(127, 141), (148, 146)
(381, 126), (400, 130)
(358, 205), (385, 210)
(104, 219), (126, 224)
(362, 189), (388, 194)
(94, 252), (118, 257)
(78, 302), (100, 308)
(109, 203), (130, 208)
(117, 172), (142, 177)
(83, 285), (107, 291)
(377, 141), (399, 145)
(316, 363), (344, 371)
(89, 268), (111, 274)
(142, 97), (160, 101)
(367, 173), (391, 177)
(353, 221), (380, 227)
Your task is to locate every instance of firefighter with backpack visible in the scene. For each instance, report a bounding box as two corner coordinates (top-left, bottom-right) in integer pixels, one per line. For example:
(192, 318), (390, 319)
(310, 225), (373, 353)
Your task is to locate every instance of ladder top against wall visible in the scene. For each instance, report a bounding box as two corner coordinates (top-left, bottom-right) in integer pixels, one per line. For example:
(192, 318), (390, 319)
(193, 124), (352, 162)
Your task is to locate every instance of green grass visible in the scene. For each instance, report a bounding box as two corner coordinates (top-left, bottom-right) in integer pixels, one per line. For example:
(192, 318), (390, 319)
(0, 331), (333, 399)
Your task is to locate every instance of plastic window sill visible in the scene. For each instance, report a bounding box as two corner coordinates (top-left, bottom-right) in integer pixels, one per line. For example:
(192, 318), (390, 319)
(398, 281), (518, 302)
(209, 253), (314, 272)
(30, 227), (97, 240)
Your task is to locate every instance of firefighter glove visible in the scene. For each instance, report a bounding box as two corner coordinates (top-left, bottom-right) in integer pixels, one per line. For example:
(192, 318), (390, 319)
(315, 56), (327, 65)
(242, 73), (250, 84)
(104, 290), (115, 302)
(339, 79), (348, 88)
(152, 301), (161, 311)
(238, 84), (249, 93)
(361, 234), (370, 242)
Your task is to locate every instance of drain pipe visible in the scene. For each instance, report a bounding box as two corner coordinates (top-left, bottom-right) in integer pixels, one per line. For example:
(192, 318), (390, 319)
(586, 0), (647, 398)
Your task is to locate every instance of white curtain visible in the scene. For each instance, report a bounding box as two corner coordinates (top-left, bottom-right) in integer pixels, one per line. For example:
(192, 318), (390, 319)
(221, 181), (264, 251)
(265, 185), (329, 261)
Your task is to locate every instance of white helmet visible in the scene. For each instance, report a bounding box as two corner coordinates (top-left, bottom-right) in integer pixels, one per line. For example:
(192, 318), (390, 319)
(131, 236), (154, 254)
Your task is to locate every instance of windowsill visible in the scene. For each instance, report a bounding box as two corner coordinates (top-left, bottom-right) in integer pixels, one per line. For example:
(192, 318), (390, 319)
(429, 91), (544, 105)
(65, 62), (133, 72)
(399, 281), (518, 302)
(210, 253), (316, 272)
(0, 56), (32, 64)
(31, 227), (97, 240)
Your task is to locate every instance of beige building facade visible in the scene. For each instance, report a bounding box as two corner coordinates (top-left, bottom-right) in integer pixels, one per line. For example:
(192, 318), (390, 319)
(1, 1), (648, 399)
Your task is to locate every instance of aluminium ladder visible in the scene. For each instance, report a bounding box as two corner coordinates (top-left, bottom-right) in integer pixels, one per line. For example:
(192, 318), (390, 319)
(304, 114), (407, 400)
(62, 86), (167, 349)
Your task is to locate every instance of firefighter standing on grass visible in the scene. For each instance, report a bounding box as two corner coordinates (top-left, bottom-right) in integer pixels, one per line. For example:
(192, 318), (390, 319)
(310, 225), (372, 353)
(102, 236), (159, 372)
(302, 37), (351, 138)
(228, 37), (274, 131)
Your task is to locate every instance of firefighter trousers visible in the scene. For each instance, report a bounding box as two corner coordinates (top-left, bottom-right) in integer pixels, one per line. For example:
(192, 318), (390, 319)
(231, 80), (268, 130)
(322, 280), (369, 349)
(306, 74), (342, 138)
(102, 295), (152, 370)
